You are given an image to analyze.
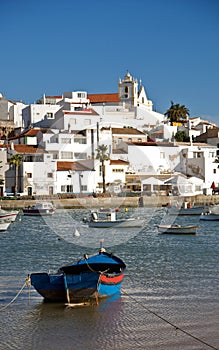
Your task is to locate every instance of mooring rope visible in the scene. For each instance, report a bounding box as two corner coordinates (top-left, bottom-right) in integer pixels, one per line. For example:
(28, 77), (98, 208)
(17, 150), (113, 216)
(121, 288), (218, 350)
(0, 276), (30, 312)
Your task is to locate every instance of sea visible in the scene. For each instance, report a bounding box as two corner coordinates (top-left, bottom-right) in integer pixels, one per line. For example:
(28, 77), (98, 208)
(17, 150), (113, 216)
(0, 206), (219, 350)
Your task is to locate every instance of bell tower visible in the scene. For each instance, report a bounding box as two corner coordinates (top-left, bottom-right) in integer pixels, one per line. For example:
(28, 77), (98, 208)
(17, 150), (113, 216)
(118, 71), (138, 107)
(118, 71), (153, 110)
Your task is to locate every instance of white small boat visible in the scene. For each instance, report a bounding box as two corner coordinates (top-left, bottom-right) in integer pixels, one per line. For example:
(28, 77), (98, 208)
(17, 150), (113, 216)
(208, 205), (219, 214)
(0, 220), (12, 231)
(200, 212), (219, 221)
(23, 202), (55, 216)
(0, 207), (19, 222)
(84, 209), (144, 228)
(158, 224), (199, 234)
(167, 203), (206, 216)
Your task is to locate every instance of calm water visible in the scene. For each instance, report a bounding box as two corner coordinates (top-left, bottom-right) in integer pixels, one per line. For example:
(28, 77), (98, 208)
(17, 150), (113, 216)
(0, 207), (219, 350)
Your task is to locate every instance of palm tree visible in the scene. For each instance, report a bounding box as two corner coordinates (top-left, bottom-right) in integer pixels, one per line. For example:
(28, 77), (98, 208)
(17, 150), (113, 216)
(96, 144), (109, 193)
(165, 101), (190, 125)
(9, 154), (23, 196)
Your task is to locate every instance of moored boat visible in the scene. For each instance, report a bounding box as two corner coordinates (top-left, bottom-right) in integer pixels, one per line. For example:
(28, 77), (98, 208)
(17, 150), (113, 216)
(158, 224), (199, 234)
(167, 203), (206, 216)
(23, 202), (55, 216)
(0, 207), (19, 222)
(30, 245), (126, 304)
(0, 220), (12, 232)
(84, 208), (144, 228)
(200, 212), (219, 221)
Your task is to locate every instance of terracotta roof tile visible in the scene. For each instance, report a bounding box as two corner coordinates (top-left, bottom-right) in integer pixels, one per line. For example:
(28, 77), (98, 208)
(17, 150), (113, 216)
(88, 93), (119, 103)
(14, 144), (45, 154)
(112, 127), (145, 135)
(110, 159), (129, 165)
(57, 161), (94, 171)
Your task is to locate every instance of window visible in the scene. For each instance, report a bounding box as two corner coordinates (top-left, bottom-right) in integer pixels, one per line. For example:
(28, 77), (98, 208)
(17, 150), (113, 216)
(142, 97), (144, 104)
(138, 138), (142, 142)
(128, 138), (132, 142)
(53, 153), (58, 159)
(118, 138), (123, 143)
(47, 173), (53, 178)
(193, 152), (202, 158)
(160, 152), (165, 159)
(61, 138), (71, 144)
(143, 184), (150, 191)
(74, 152), (87, 159)
(67, 185), (73, 192)
(27, 173), (32, 178)
(61, 185), (73, 192)
(81, 185), (87, 192)
(61, 151), (73, 159)
(112, 168), (124, 172)
(213, 169), (216, 174)
(99, 165), (102, 176)
(47, 113), (54, 119)
(77, 92), (86, 98)
(74, 137), (87, 144)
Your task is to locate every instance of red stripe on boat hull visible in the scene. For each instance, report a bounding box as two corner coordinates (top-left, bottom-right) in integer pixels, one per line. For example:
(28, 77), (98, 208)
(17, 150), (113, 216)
(100, 273), (124, 284)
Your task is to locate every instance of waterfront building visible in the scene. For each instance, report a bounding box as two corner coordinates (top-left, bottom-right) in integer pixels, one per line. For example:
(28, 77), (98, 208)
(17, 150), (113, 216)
(0, 72), (218, 197)
(113, 140), (218, 195)
(4, 144), (56, 196)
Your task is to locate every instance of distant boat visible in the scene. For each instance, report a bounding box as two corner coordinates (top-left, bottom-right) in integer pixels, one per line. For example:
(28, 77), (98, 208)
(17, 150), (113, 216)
(84, 208), (144, 228)
(30, 245), (126, 304)
(200, 205), (219, 220)
(0, 207), (19, 222)
(23, 202), (55, 216)
(0, 220), (12, 232)
(200, 212), (219, 221)
(158, 224), (199, 235)
(167, 203), (206, 216)
(208, 204), (219, 214)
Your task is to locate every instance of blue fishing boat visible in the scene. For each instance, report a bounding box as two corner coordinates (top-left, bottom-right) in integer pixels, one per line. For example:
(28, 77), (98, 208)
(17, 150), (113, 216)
(30, 245), (126, 304)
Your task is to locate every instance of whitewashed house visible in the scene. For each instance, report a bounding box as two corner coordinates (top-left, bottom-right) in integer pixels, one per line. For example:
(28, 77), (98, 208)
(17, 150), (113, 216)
(0, 93), (26, 129)
(56, 160), (96, 194)
(6, 144), (56, 196)
(115, 140), (218, 194)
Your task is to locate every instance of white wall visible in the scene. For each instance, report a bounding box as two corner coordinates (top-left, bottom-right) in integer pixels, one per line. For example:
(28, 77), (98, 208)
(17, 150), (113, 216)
(22, 154), (56, 195)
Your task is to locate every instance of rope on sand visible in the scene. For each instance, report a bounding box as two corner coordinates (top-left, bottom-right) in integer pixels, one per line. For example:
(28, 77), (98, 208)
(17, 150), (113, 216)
(121, 288), (218, 350)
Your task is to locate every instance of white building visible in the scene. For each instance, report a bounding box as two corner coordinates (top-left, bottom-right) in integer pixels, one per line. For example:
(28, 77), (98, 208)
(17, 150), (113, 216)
(115, 140), (218, 192)
(6, 144), (56, 196)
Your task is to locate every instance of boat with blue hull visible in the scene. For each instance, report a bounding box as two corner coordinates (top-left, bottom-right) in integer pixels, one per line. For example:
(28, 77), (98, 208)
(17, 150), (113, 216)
(30, 247), (126, 304)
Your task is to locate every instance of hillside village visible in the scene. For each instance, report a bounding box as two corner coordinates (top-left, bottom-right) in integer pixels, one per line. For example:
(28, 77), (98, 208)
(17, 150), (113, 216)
(0, 71), (219, 199)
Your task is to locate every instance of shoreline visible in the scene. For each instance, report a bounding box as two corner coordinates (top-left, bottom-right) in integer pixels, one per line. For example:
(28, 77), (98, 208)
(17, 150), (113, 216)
(0, 194), (218, 210)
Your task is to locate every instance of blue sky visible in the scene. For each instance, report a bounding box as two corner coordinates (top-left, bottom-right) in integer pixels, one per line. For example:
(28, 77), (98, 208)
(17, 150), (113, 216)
(1, 0), (219, 123)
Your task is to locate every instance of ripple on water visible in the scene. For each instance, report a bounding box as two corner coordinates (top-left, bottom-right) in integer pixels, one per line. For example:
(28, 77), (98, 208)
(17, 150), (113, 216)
(0, 208), (219, 350)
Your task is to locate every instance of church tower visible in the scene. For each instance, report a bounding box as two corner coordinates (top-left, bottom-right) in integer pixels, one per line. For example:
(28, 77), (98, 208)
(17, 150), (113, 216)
(118, 71), (138, 107)
(118, 71), (153, 110)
